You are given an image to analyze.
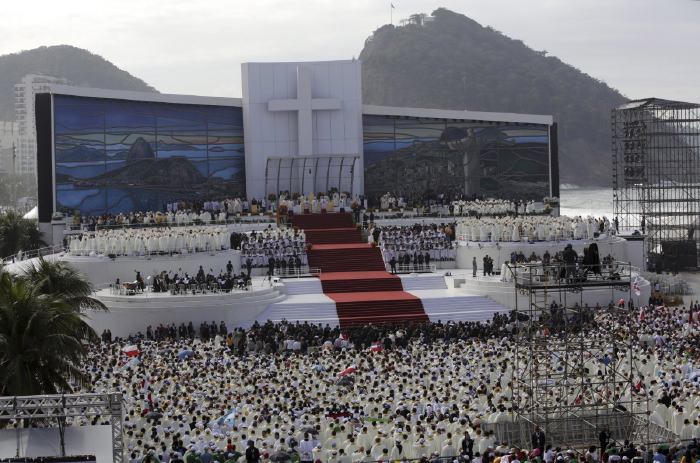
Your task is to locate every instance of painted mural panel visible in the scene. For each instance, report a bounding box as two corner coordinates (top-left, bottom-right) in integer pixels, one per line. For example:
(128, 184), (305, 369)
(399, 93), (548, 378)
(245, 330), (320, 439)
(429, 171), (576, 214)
(54, 95), (245, 215)
(362, 115), (550, 203)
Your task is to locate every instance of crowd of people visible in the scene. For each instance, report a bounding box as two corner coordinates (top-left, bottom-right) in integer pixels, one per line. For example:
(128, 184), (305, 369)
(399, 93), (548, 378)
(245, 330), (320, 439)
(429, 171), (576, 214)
(149, 264), (251, 293)
(68, 225), (232, 257)
(374, 224), (457, 270)
(449, 199), (543, 217)
(71, 197), (281, 230)
(111, 263), (252, 295)
(238, 228), (308, 271)
(456, 216), (613, 243)
(60, 301), (700, 463)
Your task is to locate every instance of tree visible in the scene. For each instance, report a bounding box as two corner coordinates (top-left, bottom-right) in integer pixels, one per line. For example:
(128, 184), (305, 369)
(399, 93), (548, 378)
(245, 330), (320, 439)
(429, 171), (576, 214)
(0, 210), (46, 259)
(0, 270), (97, 396)
(21, 257), (107, 312)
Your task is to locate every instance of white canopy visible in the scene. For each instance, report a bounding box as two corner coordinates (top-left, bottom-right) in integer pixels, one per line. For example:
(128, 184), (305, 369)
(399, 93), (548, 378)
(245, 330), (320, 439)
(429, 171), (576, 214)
(23, 206), (38, 220)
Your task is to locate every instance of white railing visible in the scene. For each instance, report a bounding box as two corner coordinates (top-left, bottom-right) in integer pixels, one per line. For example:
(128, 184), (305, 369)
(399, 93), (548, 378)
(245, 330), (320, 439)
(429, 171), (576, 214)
(104, 279), (257, 296)
(384, 262), (437, 273)
(273, 266), (321, 278)
(1, 244), (66, 265)
(88, 214), (276, 231)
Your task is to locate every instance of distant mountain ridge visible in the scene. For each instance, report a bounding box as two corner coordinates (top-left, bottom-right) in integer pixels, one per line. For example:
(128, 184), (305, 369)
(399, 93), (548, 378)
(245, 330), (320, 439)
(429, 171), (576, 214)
(0, 45), (157, 120)
(359, 8), (628, 186)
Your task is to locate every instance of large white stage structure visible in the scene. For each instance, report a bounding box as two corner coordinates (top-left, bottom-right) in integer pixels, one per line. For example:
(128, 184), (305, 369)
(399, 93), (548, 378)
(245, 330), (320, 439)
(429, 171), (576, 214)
(34, 59), (558, 233)
(3, 226), (649, 337)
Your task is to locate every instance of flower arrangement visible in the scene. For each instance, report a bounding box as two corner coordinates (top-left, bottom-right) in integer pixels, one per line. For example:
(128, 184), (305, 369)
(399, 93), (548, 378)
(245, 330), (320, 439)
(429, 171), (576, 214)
(306, 243), (313, 251)
(268, 193), (277, 201)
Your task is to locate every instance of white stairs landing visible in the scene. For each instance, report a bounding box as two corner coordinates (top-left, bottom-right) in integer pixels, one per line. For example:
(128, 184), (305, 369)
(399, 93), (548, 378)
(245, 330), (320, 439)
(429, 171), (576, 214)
(281, 277), (324, 295)
(409, 289), (510, 323)
(399, 274), (448, 291)
(256, 293), (339, 326)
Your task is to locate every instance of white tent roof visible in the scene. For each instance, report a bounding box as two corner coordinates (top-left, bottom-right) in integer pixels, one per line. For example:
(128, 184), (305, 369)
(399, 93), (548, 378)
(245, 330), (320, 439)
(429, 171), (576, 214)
(23, 206), (38, 220)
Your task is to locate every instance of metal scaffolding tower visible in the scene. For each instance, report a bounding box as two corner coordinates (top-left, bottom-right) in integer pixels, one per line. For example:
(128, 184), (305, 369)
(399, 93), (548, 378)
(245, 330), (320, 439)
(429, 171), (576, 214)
(612, 98), (700, 271)
(494, 261), (675, 449)
(0, 393), (124, 463)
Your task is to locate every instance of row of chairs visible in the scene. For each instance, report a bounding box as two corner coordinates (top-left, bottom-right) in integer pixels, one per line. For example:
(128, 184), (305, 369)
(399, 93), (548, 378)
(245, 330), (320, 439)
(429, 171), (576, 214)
(167, 281), (250, 295)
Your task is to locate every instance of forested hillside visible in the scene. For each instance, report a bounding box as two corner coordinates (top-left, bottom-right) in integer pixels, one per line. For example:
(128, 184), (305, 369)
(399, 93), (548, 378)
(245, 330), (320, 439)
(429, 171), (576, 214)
(0, 45), (156, 120)
(360, 9), (628, 186)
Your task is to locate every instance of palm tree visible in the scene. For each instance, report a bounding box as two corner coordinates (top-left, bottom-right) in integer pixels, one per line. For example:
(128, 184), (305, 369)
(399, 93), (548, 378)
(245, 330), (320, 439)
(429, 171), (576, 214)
(0, 270), (96, 396)
(20, 257), (107, 312)
(0, 210), (46, 259)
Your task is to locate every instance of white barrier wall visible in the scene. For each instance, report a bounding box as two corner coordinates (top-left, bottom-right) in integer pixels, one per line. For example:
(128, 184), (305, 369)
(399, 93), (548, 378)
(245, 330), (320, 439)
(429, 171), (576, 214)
(451, 274), (651, 311)
(87, 286), (283, 337)
(5, 250), (242, 287)
(456, 235), (629, 272)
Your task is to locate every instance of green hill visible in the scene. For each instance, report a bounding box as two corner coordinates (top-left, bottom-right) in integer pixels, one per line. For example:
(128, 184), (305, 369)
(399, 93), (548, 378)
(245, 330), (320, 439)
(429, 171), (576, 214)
(0, 45), (157, 120)
(359, 8), (627, 187)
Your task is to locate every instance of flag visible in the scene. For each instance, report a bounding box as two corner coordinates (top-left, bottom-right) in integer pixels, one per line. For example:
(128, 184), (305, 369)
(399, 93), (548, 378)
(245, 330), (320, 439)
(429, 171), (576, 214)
(370, 342), (384, 353)
(338, 365), (356, 377)
(633, 276), (641, 297)
(391, 3), (395, 8)
(121, 345), (140, 358)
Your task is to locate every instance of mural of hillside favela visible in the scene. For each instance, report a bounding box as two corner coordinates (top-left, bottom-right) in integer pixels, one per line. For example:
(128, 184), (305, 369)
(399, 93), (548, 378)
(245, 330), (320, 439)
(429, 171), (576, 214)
(53, 95), (245, 216)
(362, 115), (551, 203)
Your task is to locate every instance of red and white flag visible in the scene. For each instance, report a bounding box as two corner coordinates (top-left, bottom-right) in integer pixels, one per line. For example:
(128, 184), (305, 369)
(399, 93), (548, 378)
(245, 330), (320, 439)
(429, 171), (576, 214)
(121, 345), (140, 358)
(338, 365), (356, 377)
(370, 342), (384, 353)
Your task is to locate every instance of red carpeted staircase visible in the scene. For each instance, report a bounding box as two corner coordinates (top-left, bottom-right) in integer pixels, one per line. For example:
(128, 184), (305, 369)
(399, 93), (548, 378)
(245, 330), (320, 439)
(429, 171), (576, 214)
(303, 228), (363, 244)
(295, 213), (428, 328)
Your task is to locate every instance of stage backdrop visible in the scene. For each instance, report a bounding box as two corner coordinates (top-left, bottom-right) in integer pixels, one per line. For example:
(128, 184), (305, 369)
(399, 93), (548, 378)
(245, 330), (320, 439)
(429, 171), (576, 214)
(53, 95), (245, 216)
(362, 115), (552, 203)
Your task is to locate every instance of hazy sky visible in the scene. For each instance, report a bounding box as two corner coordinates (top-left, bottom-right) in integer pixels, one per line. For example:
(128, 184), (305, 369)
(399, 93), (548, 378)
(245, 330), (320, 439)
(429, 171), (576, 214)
(1, 0), (698, 102)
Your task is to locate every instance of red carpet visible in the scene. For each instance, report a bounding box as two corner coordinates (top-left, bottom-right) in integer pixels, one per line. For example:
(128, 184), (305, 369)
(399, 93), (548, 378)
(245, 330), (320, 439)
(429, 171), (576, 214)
(304, 228), (362, 244)
(292, 213), (354, 230)
(319, 271), (404, 293)
(296, 213), (428, 327)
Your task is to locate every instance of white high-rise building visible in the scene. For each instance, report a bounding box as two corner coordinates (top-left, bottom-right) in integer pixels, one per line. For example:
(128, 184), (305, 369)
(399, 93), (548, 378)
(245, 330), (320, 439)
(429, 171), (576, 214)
(14, 74), (68, 175)
(0, 120), (18, 174)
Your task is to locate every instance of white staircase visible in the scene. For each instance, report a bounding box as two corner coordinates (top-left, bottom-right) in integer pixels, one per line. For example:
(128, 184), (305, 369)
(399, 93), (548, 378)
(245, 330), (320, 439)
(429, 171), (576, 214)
(399, 274), (448, 291)
(281, 278), (324, 295)
(410, 290), (510, 323)
(256, 294), (339, 326)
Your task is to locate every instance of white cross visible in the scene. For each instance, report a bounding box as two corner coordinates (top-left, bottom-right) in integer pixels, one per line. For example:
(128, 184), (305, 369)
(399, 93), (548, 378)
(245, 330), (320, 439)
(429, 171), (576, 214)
(267, 65), (342, 156)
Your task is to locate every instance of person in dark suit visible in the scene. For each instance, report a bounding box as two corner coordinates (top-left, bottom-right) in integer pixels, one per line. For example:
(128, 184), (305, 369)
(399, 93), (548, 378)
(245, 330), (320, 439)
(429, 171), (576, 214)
(389, 256), (397, 274)
(599, 428), (611, 455)
(245, 257), (253, 278)
(531, 426), (546, 454)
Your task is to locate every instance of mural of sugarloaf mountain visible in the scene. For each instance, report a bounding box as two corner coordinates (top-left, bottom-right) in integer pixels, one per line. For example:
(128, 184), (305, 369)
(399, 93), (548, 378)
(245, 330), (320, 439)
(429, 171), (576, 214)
(53, 95), (245, 216)
(362, 115), (551, 203)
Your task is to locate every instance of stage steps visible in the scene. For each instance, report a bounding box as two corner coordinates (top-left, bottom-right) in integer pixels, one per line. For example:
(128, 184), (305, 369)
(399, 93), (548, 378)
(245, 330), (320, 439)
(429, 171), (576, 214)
(412, 291), (511, 323)
(280, 278), (324, 295)
(321, 276), (404, 293)
(308, 245), (386, 273)
(292, 213), (354, 230)
(304, 228), (362, 245)
(256, 294), (339, 325)
(330, 291), (428, 327)
(399, 274), (448, 291)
